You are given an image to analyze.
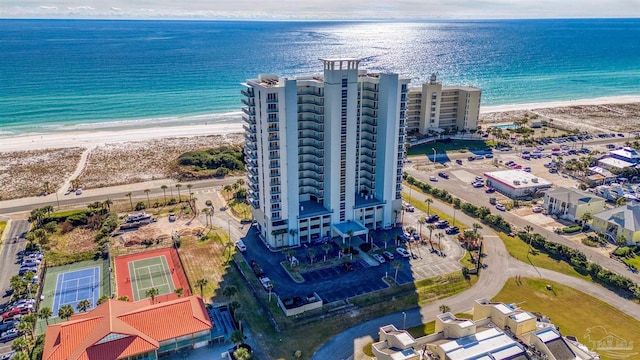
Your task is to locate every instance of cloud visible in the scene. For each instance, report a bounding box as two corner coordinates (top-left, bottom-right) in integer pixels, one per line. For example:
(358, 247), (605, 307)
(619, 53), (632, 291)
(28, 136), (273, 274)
(3, 0), (640, 19)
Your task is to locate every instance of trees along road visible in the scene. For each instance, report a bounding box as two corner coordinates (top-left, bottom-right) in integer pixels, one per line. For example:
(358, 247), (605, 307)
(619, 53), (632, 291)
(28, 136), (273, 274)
(312, 187), (640, 360)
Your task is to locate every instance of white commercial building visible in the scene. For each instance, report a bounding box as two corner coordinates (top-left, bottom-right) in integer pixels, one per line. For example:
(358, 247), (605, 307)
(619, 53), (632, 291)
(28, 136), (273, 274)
(406, 74), (481, 134)
(242, 59), (408, 248)
(484, 170), (552, 199)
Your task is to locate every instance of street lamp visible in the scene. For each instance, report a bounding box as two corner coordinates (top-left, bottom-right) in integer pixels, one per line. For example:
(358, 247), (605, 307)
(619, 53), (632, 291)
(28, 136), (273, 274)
(453, 207), (456, 228)
(402, 311), (407, 330)
(432, 148), (437, 163)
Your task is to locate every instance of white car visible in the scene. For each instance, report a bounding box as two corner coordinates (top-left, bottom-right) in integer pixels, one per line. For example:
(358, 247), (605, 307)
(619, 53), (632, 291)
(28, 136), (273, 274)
(75, 189), (83, 195)
(372, 254), (386, 264)
(235, 240), (247, 253)
(532, 206), (544, 213)
(396, 247), (410, 258)
(496, 204), (506, 211)
(430, 176), (438, 182)
(382, 251), (395, 261)
(21, 259), (41, 267)
(0, 329), (19, 341)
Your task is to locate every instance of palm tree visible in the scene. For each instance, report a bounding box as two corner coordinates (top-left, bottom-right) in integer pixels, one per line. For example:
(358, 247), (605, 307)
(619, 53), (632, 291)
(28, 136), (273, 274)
(581, 212), (593, 231)
(222, 285), (238, 299)
(435, 232), (445, 251)
(236, 179), (245, 188)
(38, 306), (53, 325)
(382, 233), (390, 249)
(175, 183), (183, 202)
(125, 192), (133, 210)
(10, 352), (28, 360)
(11, 337), (29, 354)
(439, 304), (451, 313)
(288, 228), (298, 246)
(616, 233), (628, 249)
(418, 217), (426, 242)
(17, 320), (33, 340)
(424, 198), (433, 216)
(144, 189), (151, 208)
(58, 304), (75, 320)
(230, 330), (246, 346)
(427, 224), (436, 250)
(76, 299), (92, 312)
(97, 294), (109, 305)
(202, 208), (211, 226)
(307, 248), (316, 264)
(392, 260), (402, 282)
(233, 347), (251, 360)
(103, 198), (113, 212)
(322, 242), (331, 262)
(161, 185), (168, 205)
(472, 223), (482, 235)
(187, 184), (194, 201)
(345, 230), (354, 252)
(145, 287), (159, 303)
(196, 278), (209, 298)
(174, 287), (184, 298)
(223, 184), (233, 200)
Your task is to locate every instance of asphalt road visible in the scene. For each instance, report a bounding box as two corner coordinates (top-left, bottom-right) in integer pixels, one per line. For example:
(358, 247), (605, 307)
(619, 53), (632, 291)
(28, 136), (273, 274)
(0, 220), (29, 355)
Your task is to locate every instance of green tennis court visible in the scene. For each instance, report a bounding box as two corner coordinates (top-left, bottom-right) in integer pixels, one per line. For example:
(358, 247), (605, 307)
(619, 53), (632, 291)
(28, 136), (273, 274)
(127, 256), (175, 301)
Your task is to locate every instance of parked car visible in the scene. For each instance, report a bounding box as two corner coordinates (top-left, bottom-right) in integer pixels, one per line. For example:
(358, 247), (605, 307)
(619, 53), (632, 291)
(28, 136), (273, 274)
(445, 226), (459, 234)
(435, 220), (449, 228)
(496, 204), (506, 211)
(168, 213), (176, 222)
(372, 254), (386, 264)
(0, 329), (20, 342)
(402, 202), (415, 212)
(0, 320), (17, 332)
(485, 187), (496, 194)
(396, 247), (410, 258)
(2, 307), (30, 320)
(382, 251), (395, 261)
(476, 155), (485, 160)
(18, 267), (37, 276)
(235, 240), (247, 253)
(489, 197), (497, 205)
(429, 176), (438, 182)
(485, 154), (493, 159)
(532, 206), (544, 213)
(75, 189), (83, 195)
(425, 215), (439, 223)
(467, 156), (476, 161)
(21, 259), (41, 267)
(259, 276), (274, 290)
(456, 159), (463, 165)
(438, 172), (449, 179)
(472, 182), (484, 188)
(412, 233), (420, 241)
(523, 167), (531, 172)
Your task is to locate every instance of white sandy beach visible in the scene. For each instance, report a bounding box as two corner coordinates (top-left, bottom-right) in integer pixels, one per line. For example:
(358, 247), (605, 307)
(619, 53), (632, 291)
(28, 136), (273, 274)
(0, 122), (244, 152)
(480, 95), (640, 113)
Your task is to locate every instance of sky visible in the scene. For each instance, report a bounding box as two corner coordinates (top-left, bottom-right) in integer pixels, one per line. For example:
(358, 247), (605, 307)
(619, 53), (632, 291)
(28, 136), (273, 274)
(2, 0), (640, 20)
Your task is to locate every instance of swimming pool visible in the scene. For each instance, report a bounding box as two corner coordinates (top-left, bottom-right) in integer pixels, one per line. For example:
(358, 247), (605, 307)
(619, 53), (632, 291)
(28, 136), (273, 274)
(489, 124), (518, 129)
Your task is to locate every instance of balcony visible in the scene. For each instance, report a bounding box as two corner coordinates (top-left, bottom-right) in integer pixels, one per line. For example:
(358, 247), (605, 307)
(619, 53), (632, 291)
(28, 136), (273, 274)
(249, 182), (259, 192)
(299, 179), (324, 189)
(266, 98), (278, 104)
(361, 142), (376, 151)
(299, 172), (322, 182)
(243, 124), (256, 134)
(361, 134), (376, 143)
(244, 133), (256, 142)
(268, 134), (280, 141)
(298, 140), (324, 150)
(299, 163), (323, 173)
(361, 94), (378, 101)
(360, 164), (375, 173)
(361, 101), (378, 110)
(298, 115), (324, 123)
(300, 156), (323, 166)
(299, 98), (324, 106)
(360, 172), (375, 182)
(269, 144), (280, 151)
(245, 142), (257, 151)
(269, 162), (280, 169)
(246, 167), (258, 176)
(268, 152), (279, 160)
(298, 106), (323, 115)
(299, 131), (323, 141)
(241, 98), (255, 107)
(242, 107), (255, 116)
(242, 115), (256, 125)
(298, 123), (324, 132)
(241, 89), (254, 98)
(297, 89), (323, 97)
(267, 106), (279, 113)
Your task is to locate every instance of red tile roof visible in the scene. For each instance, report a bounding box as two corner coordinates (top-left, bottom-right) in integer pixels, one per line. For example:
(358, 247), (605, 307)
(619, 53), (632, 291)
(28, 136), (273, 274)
(42, 296), (212, 360)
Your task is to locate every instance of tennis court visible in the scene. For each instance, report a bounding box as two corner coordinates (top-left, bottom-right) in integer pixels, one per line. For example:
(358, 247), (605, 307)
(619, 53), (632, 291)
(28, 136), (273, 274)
(52, 267), (100, 315)
(127, 256), (175, 301)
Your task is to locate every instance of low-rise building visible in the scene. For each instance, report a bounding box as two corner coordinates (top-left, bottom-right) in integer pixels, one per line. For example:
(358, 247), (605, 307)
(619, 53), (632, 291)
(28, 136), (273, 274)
(592, 204), (640, 245)
(597, 157), (636, 170)
(484, 170), (552, 199)
(42, 296), (213, 360)
(609, 147), (640, 164)
(372, 299), (598, 360)
(543, 187), (606, 222)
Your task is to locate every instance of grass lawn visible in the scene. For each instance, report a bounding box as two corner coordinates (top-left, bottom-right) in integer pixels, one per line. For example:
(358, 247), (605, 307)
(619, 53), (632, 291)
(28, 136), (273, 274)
(228, 199), (252, 222)
(622, 255), (640, 269)
(407, 139), (492, 157)
(176, 226), (231, 301)
(46, 227), (97, 266)
(233, 264), (476, 360)
(0, 221), (6, 241)
(494, 277), (640, 360)
(497, 233), (590, 281)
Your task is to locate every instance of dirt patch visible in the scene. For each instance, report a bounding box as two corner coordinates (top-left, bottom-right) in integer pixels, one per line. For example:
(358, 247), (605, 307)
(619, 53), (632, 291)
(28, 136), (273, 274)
(0, 147), (84, 200)
(50, 227), (98, 254)
(78, 134), (243, 189)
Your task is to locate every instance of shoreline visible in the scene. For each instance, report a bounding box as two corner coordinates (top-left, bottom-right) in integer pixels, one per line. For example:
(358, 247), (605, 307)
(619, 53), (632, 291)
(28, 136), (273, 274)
(480, 95), (640, 114)
(1, 94), (639, 153)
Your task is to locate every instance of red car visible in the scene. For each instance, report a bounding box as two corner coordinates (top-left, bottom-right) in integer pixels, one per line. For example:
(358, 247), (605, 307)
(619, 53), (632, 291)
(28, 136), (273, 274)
(2, 307), (30, 319)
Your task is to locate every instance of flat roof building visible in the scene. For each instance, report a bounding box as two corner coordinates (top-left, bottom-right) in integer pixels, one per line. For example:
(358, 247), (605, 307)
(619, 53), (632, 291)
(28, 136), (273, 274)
(243, 59), (409, 248)
(484, 170), (552, 199)
(406, 74), (482, 135)
(372, 299), (598, 360)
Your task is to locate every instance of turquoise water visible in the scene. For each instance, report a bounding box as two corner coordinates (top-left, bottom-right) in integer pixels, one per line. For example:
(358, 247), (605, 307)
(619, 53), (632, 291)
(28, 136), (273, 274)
(490, 124), (518, 129)
(1, 19), (639, 136)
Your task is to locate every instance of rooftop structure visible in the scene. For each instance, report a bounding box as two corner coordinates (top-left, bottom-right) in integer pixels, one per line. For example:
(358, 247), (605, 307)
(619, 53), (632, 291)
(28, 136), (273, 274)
(609, 147), (640, 164)
(42, 296), (212, 360)
(592, 204), (640, 244)
(372, 299), (598, 360)
(484, 170), (552, 199)
(242, 59), (409, 248)
(406, 73), (482, 134)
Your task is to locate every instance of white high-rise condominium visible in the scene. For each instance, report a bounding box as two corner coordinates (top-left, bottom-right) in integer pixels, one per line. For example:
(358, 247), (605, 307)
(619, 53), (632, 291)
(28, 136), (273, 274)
(242, 59), (409, 248)
(406, 73), (481, 134)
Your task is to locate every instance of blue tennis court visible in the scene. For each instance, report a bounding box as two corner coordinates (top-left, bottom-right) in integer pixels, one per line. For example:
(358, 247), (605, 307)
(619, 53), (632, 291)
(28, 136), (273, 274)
(52, 267), (100, 316)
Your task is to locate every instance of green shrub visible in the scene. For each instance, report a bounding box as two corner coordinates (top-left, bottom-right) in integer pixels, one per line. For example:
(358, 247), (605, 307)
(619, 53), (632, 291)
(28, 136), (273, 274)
(560, 225), (581, 234)
(177, 145), (244, 172)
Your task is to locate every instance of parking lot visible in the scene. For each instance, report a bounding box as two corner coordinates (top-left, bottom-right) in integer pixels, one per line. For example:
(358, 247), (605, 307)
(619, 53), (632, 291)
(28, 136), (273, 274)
(239, 219), (464, 304)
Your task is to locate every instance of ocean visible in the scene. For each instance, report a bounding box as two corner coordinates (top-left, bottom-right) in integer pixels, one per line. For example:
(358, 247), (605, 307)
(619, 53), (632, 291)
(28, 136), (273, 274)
(1, 18), (639, 136)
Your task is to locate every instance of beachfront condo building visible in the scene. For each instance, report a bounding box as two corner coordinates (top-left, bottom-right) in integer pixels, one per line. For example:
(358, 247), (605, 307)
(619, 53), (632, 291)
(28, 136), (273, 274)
(406, 74), (481, 134)
(242, 59), (409, 248)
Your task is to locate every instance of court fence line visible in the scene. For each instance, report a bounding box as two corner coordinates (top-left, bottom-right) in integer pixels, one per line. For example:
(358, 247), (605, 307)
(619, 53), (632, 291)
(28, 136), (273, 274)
(171, 247), (193, 296)
(35, 259), (48, 312)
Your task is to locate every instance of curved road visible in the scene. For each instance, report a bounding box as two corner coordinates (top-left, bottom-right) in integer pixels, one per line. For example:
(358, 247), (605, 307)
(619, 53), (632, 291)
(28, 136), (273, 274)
(312, 187), (640, 360)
